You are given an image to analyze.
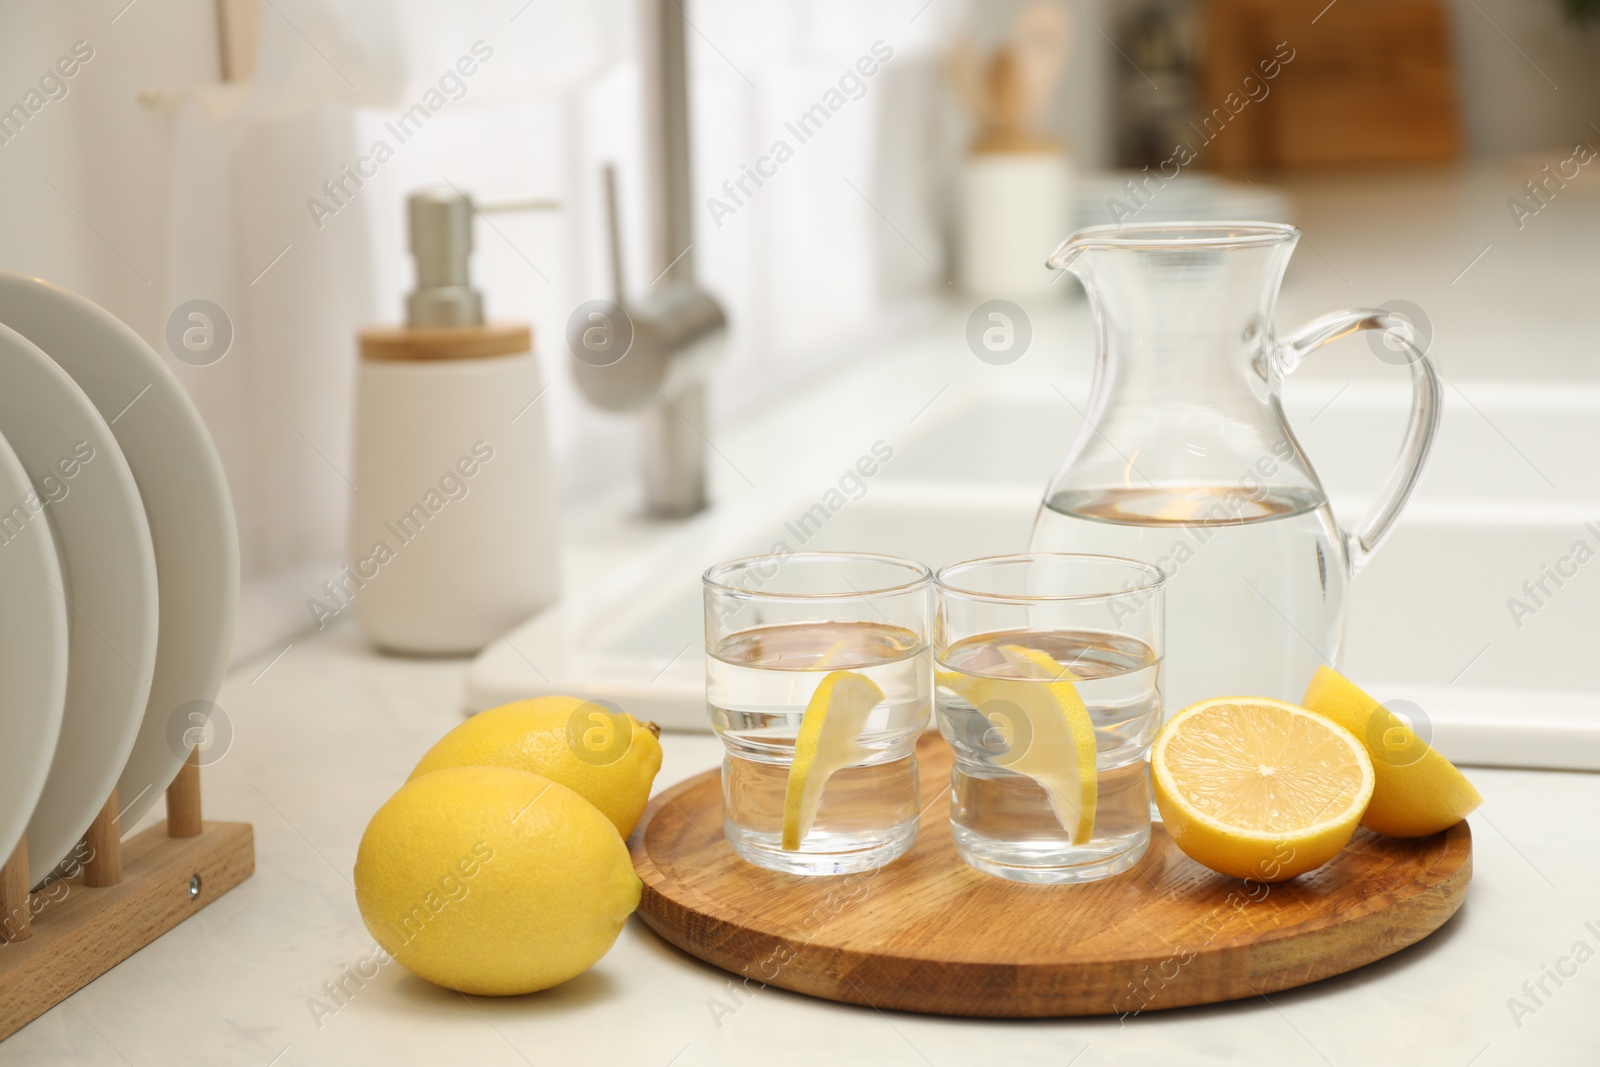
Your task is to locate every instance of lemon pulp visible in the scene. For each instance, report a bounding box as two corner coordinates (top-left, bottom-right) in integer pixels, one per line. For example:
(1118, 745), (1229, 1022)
(1152, 696), (1374, 881)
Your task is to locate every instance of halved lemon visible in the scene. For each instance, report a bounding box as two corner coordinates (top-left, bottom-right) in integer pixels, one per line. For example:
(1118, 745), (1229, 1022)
(1152, 697), (1374, 882)
(1301, 666), (1481, 838)
(781, 670), (884, 850)
(939, 645), (1098, 844)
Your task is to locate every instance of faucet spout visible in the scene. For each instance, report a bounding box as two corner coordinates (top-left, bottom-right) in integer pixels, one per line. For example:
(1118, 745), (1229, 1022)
(570, 0), (726, 519)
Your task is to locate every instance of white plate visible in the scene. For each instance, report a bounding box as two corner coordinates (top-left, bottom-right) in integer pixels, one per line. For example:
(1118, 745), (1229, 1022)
(0, 275), (239, 836)
(0, 425), (69, 878)
(0, 323), (158, 885)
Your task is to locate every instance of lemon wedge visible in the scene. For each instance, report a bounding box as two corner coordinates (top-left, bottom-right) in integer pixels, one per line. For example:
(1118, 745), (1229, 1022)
(781, 670), (884, 850)
(1301, 666), (1481, 837)
(1152, 696), (1374, 881)
(940, 644), (1099, 844)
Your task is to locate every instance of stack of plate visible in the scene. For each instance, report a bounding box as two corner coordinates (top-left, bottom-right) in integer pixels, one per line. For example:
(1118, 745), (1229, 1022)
(0, 273), (238, 888)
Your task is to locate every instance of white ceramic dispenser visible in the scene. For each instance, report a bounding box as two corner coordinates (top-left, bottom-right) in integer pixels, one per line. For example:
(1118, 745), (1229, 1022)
(350, 187), (559, 654)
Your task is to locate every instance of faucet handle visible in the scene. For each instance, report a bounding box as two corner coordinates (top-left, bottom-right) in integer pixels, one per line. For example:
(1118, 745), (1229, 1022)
(474, 197), (561, 214)
(602, 163), (626, 305)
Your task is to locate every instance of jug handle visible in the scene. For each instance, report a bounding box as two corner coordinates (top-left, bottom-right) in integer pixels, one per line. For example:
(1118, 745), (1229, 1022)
(1278, 309), (1442, 575)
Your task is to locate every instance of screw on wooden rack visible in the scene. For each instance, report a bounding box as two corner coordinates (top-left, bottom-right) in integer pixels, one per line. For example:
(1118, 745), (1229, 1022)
(166, 746), (203, 838)
(0, 835), (30, 943)
(82, 787), (123, 888)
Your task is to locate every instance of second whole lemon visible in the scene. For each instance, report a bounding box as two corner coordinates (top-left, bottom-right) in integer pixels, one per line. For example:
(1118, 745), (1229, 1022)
(411, 696), (663, 837)
(354, 765), (641, 996)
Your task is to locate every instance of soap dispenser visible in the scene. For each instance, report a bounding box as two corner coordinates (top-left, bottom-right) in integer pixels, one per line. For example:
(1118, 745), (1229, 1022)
(350, 187), (559, 654)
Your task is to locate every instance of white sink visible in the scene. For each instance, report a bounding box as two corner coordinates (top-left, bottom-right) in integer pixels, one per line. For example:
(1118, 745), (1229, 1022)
(884, 377), (1600, 503)
(469, 364), (1600, 770)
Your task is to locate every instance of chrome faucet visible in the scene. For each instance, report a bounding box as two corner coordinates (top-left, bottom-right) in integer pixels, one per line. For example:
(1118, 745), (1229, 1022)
(569, 0), (726, 519)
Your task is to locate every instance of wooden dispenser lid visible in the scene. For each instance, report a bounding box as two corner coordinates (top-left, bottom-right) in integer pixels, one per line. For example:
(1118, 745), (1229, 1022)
(359, 322), (532, 362)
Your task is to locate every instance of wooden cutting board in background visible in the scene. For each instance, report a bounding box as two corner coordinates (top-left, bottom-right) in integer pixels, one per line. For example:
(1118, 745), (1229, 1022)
(1202, 0), (1463, 172)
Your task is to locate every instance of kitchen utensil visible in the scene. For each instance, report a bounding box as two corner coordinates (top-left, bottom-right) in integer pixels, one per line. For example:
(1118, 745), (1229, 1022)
(950, 0), (1072, 153)
(0, 273), (239, 836)
(1032, 222), (1439, 712)
(630, 730), (1471, 1017)
(0, 323), (158, 886)
(1012, 1), (1073, 136)
(951, 4), (1076, 297)
(0, 429), (69, 886)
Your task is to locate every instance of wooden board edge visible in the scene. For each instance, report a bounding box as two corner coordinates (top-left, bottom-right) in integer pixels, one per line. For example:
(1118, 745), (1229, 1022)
(630, 773), (1474, 1018)
(1155, 824), (1474, 981)
(636, 847), (1470, 1019)
(1102, 836), (1473, 1017)
(0, 821), (255, 1041)
(630, 780), (722, 898)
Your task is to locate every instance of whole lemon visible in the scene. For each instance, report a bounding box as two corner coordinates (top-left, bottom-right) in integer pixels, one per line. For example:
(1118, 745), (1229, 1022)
(410, 696), (662, 837)
(354, 765), (641, 995)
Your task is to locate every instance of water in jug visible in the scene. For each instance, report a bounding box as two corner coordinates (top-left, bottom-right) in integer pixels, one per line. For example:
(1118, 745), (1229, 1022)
(1030, 222), (1440, 712)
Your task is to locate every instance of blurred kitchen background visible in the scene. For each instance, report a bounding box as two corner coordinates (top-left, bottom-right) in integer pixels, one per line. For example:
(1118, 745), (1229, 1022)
(0, 0), (1596, 662)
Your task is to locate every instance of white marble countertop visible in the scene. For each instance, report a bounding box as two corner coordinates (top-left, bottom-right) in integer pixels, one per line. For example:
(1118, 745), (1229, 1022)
(6, 162), (1600, 1065)
(1, 621), (1596, 1067)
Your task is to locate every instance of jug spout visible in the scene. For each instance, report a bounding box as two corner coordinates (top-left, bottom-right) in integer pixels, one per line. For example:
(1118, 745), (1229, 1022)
(1046, 222), (1302, 403)
(1043, 233), (1088, 275)
(1045, 221), (1300, 278)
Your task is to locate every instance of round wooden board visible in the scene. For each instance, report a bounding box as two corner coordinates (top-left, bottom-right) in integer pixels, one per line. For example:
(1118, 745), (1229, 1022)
(629, 732), (1471, 1018)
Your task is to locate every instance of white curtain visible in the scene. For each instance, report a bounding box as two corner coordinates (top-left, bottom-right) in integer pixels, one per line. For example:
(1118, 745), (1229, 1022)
(149, 0), (963, 660)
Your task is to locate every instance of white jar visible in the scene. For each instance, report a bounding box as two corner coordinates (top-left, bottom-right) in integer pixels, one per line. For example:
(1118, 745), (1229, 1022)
(959, 150), (1075, 298)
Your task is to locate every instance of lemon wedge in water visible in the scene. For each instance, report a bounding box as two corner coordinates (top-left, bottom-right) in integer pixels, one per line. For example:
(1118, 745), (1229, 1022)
(781, 670), (884, 850)
(940, 645), (1099, 844)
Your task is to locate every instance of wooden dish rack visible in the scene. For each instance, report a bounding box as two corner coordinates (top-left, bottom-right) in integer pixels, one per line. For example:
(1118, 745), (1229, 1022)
(0, 747), (255, 1038)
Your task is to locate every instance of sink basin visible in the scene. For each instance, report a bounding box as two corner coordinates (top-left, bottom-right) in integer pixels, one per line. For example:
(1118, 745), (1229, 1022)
(884, 377), (1600, 503)
(469, 366), (1600, 770)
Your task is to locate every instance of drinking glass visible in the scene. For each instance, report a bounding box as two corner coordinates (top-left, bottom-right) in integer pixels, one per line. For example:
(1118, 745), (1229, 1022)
(704, 552), (931, 876)
(934, 553), (1165, 884)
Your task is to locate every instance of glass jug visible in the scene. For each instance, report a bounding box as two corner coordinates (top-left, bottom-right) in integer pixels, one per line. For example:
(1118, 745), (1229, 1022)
(1030, 222), (1440, 712)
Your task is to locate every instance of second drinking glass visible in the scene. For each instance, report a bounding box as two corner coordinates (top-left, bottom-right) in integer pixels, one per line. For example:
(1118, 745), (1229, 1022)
(934, 553), (1166, 884)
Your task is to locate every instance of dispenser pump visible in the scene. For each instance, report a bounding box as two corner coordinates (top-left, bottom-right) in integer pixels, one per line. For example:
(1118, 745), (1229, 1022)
(405, 187), (483, 328)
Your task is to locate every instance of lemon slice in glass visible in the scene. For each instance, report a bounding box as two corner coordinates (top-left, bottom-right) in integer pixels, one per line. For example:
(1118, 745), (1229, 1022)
(941, 644), (1099, 844)
(781, 670), (884, 851)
